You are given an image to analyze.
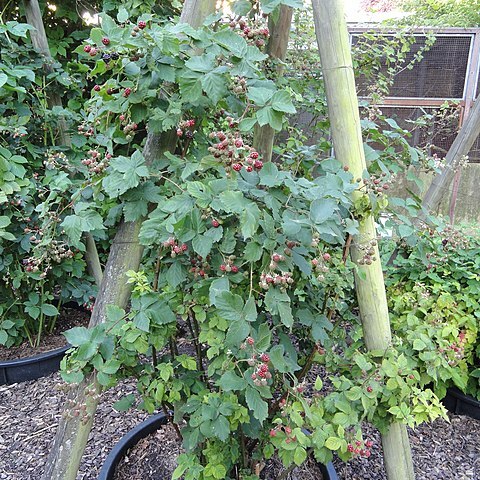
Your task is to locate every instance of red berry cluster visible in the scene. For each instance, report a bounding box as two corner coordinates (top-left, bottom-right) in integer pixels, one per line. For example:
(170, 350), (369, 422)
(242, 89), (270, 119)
(360, 172), (396, 196)
(162, 237), (188, 258)
(230, 19), (269, 48)
(83, 44), (98, 57)
(219, 255), (240, 274)
(439, 334), (466, 366)
(119, 115), (138, 141)
(189, 255), (211, 278)
(123, 87), (132, 97)
(347, 439), (374, 458)
(259, 253), (293, 291)
(131, 21), (147, 36)
(356, 238), (378, 266)
(241, 337), (272, 387)
(82, 297), (96, 313)
(208, 131), (263, 174)
(82, 150), (112, 175)
(176, 119), (195, 137)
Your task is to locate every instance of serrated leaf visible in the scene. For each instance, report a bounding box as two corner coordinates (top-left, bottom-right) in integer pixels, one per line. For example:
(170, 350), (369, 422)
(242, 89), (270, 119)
(166, 262), (187, 288)
(325, 436), (342, 450)
(245, 386), (268, 423)
(192, 235), (213, 258)
(218, 370), (247, 391)
(271, 90), (296, 114)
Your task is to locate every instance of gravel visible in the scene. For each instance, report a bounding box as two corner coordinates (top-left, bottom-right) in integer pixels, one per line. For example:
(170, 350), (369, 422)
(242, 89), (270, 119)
(0, 372), (479, 480)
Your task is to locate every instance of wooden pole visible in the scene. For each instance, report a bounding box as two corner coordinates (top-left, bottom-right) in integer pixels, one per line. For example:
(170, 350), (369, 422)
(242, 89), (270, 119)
(422, 97), (480, 218)
(23, 0), (70, 146)
(253, 5), (293, 162)
(42, 2), (215, 478)
(310, 1), (415, 479)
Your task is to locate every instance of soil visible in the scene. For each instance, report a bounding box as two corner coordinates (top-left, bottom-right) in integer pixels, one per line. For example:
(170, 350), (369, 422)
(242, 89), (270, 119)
(0, 373), (479, 480)
(0, 306), (90, 361)
(113, 425), (325, 480)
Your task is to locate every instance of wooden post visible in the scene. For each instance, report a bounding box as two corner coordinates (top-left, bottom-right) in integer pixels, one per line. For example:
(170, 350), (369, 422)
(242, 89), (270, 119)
(23, 0), (70, 146)
(253, 5), (293, 162)
(310, 1), (415, 479)
(422, 97), (480, 217)
(42, 2), (215, 479)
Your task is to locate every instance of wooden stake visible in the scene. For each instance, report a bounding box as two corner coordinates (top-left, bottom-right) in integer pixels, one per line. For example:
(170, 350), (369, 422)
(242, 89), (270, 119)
(310, 1), (415, 479)
(253, 5), (293, 162)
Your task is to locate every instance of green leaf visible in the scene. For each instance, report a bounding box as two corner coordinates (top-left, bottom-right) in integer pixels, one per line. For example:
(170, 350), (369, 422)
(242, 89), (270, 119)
(244, 242), (263, 262)
(201, 71), (227, 104)
(166, 262), (187, 288)
(245, 386), (268, 423)
(0, 73), (8, 88)
(310, 198), (337, 224)
(41, 304), (59, 317)
(256, 106), (283, 131)
(413, 338), (427, 351)
(277, 301), (294, 328)
(325, 436), (342, 450)
(0, 216), (11, 228)
(63, 327), (91, 346)
(215, 291), (243, 321)
(113, 393), (135, 411)
(212, 415), (230, 441)
(271, 90), (296, 114)
(241, 204), (260, 239)
(185, 52), (216, 72)
(247, 86), (274, 106)
(214, 30), (248, 57)
(117, 7), (129, 23)
(293, 447), (307, 466)
(225, 320), (250, 347)
(218, 371), (247, 391)
(192, 235), (213, 258)
(209, 277), (230, 305)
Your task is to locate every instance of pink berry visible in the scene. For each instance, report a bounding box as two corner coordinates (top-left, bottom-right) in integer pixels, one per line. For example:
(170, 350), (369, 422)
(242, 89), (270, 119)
(246, 337), (255, 345)
(83, 45), (92, 52)
(272, 254), (281, 262)
(93, 85), (101, 91)
(284, 426), (292, 435)
(177, 129), (183, 137)
(269, 429), (276, 437)
(235, 138), (243, 148)
(231, 265), (239, 273)
(365, 440), (373, 448)
(212, 219), (220, 228)
(347, 444), (354, 452)
(323, 253), (331, 261)
(260, 353), (270, 363)
(102, 37), (110, 45)
(89, 48), (97, 56)
(220, 264), (226, 271)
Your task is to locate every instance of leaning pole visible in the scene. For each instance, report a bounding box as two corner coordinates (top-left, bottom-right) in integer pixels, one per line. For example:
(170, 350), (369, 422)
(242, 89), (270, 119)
(311, 1), (416, 479)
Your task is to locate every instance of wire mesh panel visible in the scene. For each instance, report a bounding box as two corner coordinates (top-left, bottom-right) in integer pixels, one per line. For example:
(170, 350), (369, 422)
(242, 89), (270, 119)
(352, 33), (472, 99)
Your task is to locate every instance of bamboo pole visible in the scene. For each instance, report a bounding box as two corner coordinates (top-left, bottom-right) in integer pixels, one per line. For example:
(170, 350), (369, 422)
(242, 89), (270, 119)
(310, 1), (415, 479)
(253, 5), (293, 162)
(42, 2), (215, 479)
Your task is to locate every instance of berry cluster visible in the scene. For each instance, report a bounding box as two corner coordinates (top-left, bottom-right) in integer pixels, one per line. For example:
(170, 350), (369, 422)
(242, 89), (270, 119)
(118, 115), (138, 141)
(356, 238), (378, 266)
(82, 296), (96, 313)
(131, 20), (147, 37)
(208, 131), (263, 173)
(77, 123), (95, 137)
(359, 172), (396, 195)
(259, 253), (293, 291)
(229, 19), (269, 48)
(439, 334), (466, 367)
(189, 255), (211, 278)
(219, 255), (240, 274)
(176, 119), (195, 138)
(241, 337), (272, 387)
(44, 151), (69, 171)
(347, 439), (374, 458)
(311, 252), (331, 282)
(229, 76), (247, 96)
(162, 237), (188, 258)
(81, 150), (112, 175)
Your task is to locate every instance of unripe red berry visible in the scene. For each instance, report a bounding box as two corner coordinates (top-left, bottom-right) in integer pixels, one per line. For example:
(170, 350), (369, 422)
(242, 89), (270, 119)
(365, 440), (373, 448)
(123, 88), (132, 97)
(231, 265), (239, 273)
(269, 429), (276, 437)
(102, 37), (110, 45)
(347, 444), (354, 452)
(199, 269), (205, 277)
(138, 21), (147, 29)
(93, 85), (101, 91)
(254, 160), (263, 170)
(250, 151), (259, 159)
(285, 426), (292, 435)
(246, 336), (255, 345)
(323, 253), (331, 261)
(234, 138), (243, 148)
(232, 163), (242, 172)
(246, 166), (253, 172)
(367, 386), (373, 393)
(83, 45), (92, 52)
(212, 219), (220, 228)
(177, 129), (183, 137)
(260, 353), (270, 363)
(89, 48), (97, 56)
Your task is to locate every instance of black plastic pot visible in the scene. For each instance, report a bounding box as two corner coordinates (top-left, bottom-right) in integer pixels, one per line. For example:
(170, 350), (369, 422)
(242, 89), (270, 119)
(0, 344), (70, 385)
(98, 413), (339, 480)
(442, 387), (480, 420)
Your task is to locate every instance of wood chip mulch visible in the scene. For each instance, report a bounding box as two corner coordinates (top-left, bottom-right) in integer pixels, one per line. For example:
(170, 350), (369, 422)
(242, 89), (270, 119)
(0, 372), (479, 480)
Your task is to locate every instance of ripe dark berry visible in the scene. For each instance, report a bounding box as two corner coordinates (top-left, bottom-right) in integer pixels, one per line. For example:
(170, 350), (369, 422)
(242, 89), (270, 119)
(212, 219), (220, 228)
(93, 85), (101, 92)
(232, 163), (242, 172)
(83, 45), (92, 53)
(123, 88), (132, 97)
(138, 21), (147, 29)
(102, 53), (111, 62)
(185, 130), (194, 139)
(110, 52), (119, 60)
(102, 37), (110, 45)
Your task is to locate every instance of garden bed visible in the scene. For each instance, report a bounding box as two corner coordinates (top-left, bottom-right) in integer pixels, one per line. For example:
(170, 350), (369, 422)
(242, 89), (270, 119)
(0, 373), (478, 480)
